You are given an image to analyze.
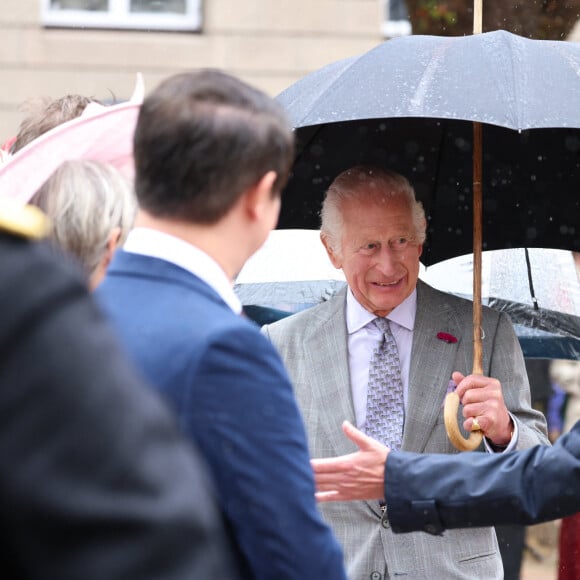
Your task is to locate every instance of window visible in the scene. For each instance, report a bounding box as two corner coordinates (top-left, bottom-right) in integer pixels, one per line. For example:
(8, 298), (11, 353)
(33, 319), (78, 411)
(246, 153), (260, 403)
(41, 0), (202, 31)
(382, 0), (412, 38)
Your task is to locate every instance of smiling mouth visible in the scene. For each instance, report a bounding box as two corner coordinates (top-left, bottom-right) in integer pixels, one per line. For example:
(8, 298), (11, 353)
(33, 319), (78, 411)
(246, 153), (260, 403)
(373, 280), (401, 287)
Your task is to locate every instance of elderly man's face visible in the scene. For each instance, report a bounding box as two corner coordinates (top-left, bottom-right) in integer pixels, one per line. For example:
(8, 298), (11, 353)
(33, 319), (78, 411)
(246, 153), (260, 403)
(323, 193), (423, 317)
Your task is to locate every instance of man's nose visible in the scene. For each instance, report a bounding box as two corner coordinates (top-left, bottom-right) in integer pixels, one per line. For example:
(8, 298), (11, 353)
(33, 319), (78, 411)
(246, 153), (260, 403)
(374, 246), (399, 275)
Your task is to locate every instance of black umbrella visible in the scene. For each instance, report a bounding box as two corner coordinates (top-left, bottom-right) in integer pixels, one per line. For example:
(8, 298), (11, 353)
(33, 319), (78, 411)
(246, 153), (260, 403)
(276, 30), (580, 264)
(275, 29), (580, 450)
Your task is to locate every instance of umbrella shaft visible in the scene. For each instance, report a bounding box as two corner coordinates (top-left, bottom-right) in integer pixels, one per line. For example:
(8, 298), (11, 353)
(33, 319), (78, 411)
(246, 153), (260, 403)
(473, 121), (483, 375)
(474, 0), (483, 34)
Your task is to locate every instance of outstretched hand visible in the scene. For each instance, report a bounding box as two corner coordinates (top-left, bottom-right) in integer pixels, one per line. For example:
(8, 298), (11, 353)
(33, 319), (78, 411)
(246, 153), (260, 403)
(311, 420), (389, 502)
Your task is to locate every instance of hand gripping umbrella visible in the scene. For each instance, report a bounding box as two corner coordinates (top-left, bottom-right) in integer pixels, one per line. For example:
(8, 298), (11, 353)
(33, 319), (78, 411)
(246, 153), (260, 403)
(276, 15), (580, 450)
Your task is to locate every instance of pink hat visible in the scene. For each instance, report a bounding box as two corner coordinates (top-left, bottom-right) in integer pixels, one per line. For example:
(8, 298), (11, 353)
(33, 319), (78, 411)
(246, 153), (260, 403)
(0, 74), (144, 206)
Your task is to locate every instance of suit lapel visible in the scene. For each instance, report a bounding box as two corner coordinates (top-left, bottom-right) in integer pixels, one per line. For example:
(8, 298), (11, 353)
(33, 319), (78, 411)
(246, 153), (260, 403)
(303, 289), (358, 458)
(404, 281), (465, 453)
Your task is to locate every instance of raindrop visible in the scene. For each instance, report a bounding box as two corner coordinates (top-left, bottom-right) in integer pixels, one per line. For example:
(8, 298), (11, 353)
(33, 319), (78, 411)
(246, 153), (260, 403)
(526, 227), (538, 240)
(310, 144), (325, 157)
(565, 136), (580, 152)
(530, 175), (536, 182)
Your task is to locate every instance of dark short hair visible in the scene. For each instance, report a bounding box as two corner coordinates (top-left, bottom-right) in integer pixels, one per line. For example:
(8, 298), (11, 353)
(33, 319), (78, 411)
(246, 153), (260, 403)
(133, 69), (295, 224)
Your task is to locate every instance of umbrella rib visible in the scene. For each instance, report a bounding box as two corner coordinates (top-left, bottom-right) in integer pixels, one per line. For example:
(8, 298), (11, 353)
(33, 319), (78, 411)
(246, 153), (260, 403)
(524, 248), (539, 311)
(290, 54), (366, 127)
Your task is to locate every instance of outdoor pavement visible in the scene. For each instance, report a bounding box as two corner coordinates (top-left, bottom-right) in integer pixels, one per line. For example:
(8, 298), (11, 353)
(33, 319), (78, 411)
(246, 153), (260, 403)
(521, 551), (558, 580)
(520, 522), (560, 580)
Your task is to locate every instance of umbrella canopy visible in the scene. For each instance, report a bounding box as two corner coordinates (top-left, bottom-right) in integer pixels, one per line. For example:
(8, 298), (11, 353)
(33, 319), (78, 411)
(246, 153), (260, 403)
(276, 30), (580, 266)
(0, 74), (144, 206)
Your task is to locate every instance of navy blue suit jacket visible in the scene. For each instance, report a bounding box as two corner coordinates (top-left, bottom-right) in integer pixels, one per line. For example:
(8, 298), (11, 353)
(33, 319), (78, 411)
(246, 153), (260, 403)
(97, 250), (345, 580)
(387, 423), (580, 534)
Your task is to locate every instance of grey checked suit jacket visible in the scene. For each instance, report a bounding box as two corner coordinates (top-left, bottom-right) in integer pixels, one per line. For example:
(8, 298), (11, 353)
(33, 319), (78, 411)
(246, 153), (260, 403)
(263, 280), (549, 580)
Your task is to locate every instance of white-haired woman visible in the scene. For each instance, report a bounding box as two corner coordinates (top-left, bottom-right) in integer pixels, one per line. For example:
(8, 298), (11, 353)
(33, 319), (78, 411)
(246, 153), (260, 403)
(30, 160), (136, 289)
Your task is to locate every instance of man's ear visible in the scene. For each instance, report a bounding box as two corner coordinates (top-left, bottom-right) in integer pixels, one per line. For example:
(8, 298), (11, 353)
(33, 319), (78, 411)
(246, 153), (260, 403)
(321, 232), (342, 269)
(245, 171), (277, 219)
(104, 227), (122, 267)
(89, 227), (123, 291)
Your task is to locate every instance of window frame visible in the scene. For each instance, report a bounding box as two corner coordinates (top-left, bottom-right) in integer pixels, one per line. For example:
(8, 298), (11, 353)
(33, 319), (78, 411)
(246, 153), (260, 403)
(381, 0), (412, 38)
(40, 0), (203, 32)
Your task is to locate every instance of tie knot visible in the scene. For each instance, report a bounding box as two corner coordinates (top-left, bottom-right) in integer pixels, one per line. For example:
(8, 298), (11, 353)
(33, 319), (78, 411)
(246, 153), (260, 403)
(373, 317), (391, 335)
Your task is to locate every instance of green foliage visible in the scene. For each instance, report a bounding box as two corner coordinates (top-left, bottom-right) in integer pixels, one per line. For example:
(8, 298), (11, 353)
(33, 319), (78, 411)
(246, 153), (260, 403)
(413, 1), (458, 33)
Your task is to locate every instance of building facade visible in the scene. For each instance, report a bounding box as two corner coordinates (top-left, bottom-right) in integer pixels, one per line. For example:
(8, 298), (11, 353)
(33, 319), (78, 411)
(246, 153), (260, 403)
(0, 0), (393, 140)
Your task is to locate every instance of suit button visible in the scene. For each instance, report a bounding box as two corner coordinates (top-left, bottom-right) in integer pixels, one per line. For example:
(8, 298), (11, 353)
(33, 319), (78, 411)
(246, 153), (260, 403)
(381, 518), (390, 529)
(370, 572), (382, 580)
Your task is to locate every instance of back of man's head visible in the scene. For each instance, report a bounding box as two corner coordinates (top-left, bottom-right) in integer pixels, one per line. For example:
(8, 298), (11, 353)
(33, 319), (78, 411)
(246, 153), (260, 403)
(133, 69), (294, 224)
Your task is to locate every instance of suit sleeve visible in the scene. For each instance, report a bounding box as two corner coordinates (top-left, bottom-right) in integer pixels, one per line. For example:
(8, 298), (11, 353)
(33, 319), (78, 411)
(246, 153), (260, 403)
(385, 422), (580, 533)
(186, 326), (346, 580)
(0, 238), (237, 580)
(488, 312), (550, 449)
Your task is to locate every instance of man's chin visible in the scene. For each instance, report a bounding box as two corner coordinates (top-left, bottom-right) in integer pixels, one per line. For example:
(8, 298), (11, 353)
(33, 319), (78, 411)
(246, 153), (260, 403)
(367, 290), (407, 315)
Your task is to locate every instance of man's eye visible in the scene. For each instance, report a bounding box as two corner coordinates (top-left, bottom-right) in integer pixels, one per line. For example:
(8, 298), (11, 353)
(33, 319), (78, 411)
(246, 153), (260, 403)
(391, 238), (409, 249)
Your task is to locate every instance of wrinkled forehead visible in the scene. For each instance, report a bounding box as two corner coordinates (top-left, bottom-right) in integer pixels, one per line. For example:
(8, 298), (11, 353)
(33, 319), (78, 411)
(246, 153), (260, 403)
(341, 197), (416, 242)
(340, 188), (413, 219)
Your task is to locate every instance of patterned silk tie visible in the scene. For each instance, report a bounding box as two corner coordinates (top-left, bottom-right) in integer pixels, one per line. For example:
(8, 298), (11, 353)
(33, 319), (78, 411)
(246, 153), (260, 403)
(365, 317), (405, 450)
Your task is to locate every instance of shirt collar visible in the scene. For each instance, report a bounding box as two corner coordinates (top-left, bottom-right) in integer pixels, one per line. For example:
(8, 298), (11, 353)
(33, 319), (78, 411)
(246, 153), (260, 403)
(346, 287), (416, 334)
(123, 227), (242, 314)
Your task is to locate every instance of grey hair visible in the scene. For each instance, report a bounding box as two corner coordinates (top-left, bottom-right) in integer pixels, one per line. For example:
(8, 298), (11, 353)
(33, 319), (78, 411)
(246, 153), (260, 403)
(320, 165), (426, 252)
(30, 160), (136, 277)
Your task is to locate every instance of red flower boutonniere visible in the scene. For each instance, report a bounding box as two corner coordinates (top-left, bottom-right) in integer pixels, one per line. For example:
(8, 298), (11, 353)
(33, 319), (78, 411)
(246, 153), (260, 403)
(437, 331), (458, 344)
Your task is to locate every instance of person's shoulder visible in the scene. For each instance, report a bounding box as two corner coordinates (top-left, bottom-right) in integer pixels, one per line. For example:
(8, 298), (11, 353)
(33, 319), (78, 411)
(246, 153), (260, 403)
(0, 202), (85, 303)
(0, 199), (49, 242)
(0, 201), (50, 276)
(417, 279), (465, 304)
(418, 280), (501, 319)
(202, 314), (293, 384)
(264, 293), (343, 335)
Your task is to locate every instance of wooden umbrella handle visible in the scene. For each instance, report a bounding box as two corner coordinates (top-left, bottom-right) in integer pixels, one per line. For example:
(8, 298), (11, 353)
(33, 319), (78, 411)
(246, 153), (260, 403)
(444, 392), (483, 451)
